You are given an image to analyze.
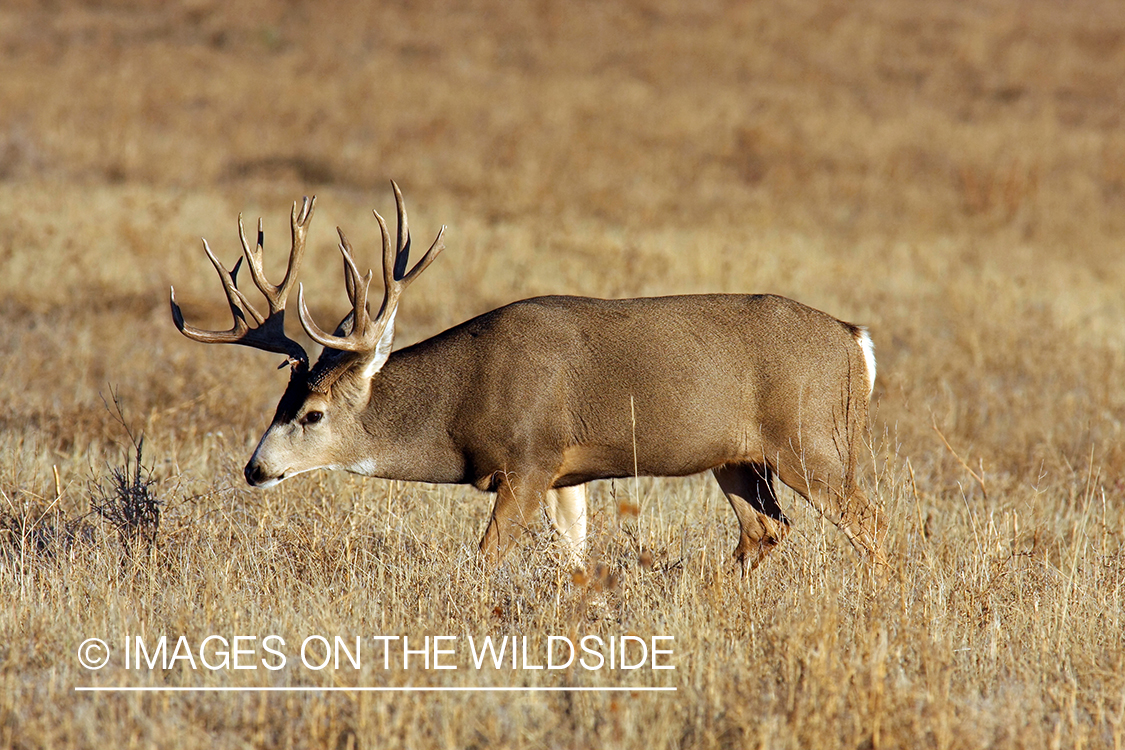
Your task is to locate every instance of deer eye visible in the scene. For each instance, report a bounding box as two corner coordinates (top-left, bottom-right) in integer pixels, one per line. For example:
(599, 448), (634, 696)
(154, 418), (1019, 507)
(302, 410), (323, 426)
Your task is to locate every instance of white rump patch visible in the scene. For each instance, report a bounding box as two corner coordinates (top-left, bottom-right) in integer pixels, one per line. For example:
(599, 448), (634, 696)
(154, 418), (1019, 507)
(856, 327), (876, 396)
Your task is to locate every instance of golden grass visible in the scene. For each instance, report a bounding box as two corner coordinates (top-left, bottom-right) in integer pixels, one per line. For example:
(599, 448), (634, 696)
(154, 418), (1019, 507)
(2, 1), (1124, 748)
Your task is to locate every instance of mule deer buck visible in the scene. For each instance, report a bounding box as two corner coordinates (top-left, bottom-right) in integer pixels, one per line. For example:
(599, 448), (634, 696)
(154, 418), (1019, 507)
(170, 183), (887, 576)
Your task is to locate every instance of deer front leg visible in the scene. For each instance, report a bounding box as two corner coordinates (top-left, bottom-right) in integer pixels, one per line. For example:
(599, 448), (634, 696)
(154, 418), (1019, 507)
(480, 471), (547, 566)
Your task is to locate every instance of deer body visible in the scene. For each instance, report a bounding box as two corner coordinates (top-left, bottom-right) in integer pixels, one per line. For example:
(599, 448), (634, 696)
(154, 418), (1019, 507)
(332, 294), (863, 484)
(173, 185), (887, 576)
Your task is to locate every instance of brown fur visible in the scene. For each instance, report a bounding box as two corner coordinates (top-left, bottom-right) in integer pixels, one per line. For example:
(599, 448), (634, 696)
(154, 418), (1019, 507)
(247, 292), (887, 575)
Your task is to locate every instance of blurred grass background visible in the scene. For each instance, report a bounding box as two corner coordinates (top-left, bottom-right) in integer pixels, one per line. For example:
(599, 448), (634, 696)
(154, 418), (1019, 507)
(1, 1), (1123, 748)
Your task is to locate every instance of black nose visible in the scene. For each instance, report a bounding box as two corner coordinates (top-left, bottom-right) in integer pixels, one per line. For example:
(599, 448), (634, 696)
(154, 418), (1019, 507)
(244, 462), (264, 486)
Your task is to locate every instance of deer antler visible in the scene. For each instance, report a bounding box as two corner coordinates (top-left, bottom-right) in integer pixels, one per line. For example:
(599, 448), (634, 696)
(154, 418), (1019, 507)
(170, 196), (315, 369)
(297, 181), (445, 354)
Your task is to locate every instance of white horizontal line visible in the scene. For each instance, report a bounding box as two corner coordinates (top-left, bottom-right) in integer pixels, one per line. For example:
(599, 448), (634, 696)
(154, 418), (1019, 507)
(75, 686), (677, 693)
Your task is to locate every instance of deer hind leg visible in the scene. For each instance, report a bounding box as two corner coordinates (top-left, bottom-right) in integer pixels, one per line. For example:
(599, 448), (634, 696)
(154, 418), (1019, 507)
(479, 470), (550, 566)
(712, 464), (791, 576)
(545, 484), (587, 567)
(773, 447), (889, 574)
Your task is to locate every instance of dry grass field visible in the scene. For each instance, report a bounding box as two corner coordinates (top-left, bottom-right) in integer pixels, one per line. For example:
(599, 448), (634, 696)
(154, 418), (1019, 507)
(2, 0), (1124, 747)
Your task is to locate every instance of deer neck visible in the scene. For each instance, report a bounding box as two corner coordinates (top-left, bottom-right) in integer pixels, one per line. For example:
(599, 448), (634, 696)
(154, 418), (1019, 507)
(352, 348), (466, 484)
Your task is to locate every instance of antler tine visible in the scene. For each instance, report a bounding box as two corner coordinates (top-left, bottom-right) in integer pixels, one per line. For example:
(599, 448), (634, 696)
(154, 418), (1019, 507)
(339, 227), (359, 305)
(373, 207), (400, 321)
(281, 196), (316, 299)
(236, 215), (269, 309)
(205, 239), (267, 326)
(237, 196), (316, 315)
(377, 196), (446, 308)
(397, 224), (446, 288)
(390, 179), (410, 280)
(385, 180), (446, 287)
(337, 229), (372, 333)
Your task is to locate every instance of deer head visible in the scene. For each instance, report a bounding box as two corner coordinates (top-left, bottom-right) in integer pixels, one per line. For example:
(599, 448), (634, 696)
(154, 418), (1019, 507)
(170, 182), (445, 487)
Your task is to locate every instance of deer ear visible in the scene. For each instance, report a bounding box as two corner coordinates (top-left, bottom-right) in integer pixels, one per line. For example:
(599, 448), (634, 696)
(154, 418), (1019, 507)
(360, 308), (396, 379)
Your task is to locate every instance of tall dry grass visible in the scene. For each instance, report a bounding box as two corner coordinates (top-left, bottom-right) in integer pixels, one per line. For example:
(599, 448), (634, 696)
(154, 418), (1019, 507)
(1, 0), (1123, 748)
